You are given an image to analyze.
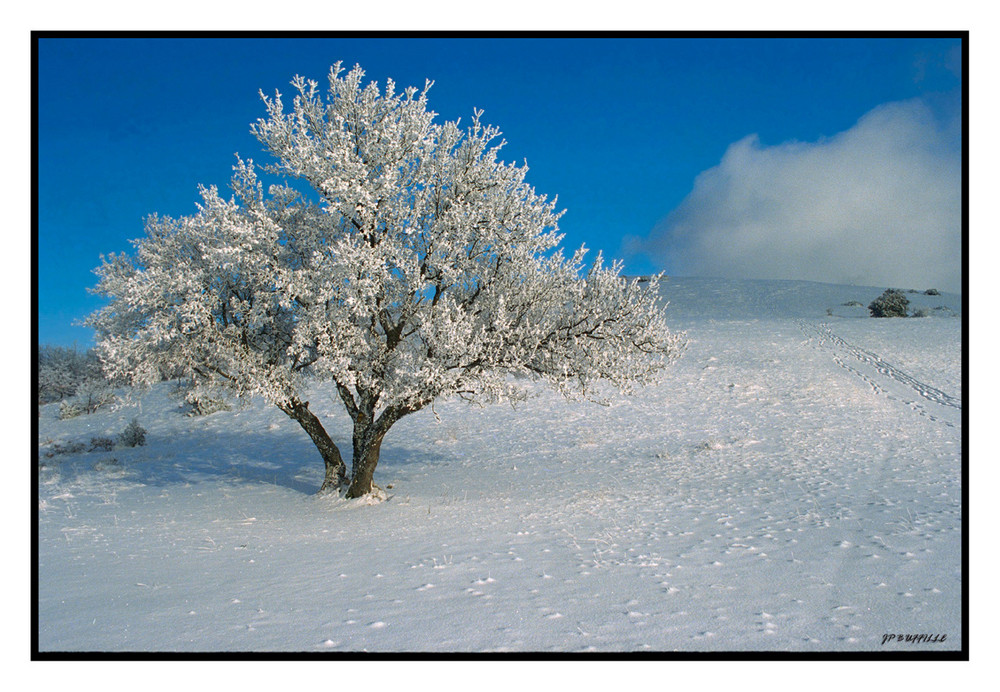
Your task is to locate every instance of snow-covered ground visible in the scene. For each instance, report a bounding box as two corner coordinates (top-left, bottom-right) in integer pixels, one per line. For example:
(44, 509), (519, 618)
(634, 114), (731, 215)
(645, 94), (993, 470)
(36, 278), (963, 652)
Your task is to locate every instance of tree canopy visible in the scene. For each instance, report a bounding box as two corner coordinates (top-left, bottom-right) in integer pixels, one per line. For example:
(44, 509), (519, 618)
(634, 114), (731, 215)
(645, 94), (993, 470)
(87, 62), (686, 498)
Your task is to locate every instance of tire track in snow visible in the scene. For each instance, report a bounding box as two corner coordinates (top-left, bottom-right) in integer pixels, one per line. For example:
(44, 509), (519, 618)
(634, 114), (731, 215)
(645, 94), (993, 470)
(797, 321), (960, 426)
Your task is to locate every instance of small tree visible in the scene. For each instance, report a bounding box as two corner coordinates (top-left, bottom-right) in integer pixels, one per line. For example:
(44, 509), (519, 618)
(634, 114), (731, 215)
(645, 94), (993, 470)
(37, 345), (104, 404)
(868, 289), (910, 318)
(86, 63), (686, 498)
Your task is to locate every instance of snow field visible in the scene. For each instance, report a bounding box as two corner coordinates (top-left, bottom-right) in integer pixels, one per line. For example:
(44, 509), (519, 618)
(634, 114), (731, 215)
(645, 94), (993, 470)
(37, 279), (962, 652)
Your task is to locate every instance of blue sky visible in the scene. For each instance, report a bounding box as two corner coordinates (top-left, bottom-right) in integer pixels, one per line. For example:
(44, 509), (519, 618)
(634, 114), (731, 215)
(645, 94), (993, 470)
(36, 35), (964, 347)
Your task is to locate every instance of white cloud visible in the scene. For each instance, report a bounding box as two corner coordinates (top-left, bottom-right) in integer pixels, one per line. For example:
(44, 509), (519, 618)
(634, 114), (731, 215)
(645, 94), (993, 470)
(647, 97), (962, 293)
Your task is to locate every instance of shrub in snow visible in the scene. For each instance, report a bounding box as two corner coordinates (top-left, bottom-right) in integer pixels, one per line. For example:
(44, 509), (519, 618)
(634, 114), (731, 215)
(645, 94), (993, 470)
(86, 62), (686, 499)
(46, 440), (87, 456)
(186, 387), (231, 417)
(58, 400), (83, 420)
(184, 394), (231, 417)
(56, 382), (117, 419)
(173, 379), (232, 416)
(924, 288), (940, 296)
(90, 436), (115, 452)
(117, 419), (147, 448)
(74, 381), (117, 414)
(868, 289), (910, 318)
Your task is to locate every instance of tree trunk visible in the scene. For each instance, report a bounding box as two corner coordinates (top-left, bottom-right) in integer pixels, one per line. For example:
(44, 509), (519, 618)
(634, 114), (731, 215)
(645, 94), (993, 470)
(346, 428), (386, 499)
(277, 398), (348, 493)
(341, 401), (413, 499)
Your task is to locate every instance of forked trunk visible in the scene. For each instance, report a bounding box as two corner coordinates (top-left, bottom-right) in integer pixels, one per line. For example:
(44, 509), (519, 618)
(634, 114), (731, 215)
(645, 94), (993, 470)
(277, 398), (348, 493)
(339, 400), (412, 499)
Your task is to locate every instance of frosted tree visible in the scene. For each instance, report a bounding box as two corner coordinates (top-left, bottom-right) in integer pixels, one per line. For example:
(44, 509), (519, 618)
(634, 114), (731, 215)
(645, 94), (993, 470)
(87, 63), (686, 498)
(37, 345), (104, 404)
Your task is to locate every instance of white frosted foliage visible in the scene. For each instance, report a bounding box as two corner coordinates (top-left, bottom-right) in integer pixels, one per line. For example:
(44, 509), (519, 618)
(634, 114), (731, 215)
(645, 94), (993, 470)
(87, 63), (685, 492)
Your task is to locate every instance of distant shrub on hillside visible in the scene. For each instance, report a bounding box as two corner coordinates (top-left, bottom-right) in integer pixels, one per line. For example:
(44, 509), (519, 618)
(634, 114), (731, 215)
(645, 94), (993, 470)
(924, 288), (940, 296)
(869, 289), (910, 318)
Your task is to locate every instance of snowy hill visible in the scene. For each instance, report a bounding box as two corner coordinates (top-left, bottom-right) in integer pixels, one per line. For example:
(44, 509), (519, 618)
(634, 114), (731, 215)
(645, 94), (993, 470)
(36, 277), (964, 653)
(653, 276), (961, 322)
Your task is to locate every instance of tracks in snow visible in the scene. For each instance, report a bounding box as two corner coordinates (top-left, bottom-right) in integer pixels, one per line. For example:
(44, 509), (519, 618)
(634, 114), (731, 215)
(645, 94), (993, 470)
(797, 321), (960, 426)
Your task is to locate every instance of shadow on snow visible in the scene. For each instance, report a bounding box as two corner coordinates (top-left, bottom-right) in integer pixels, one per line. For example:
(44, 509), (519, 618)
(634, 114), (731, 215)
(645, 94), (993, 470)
(38, 423), (453, 497)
